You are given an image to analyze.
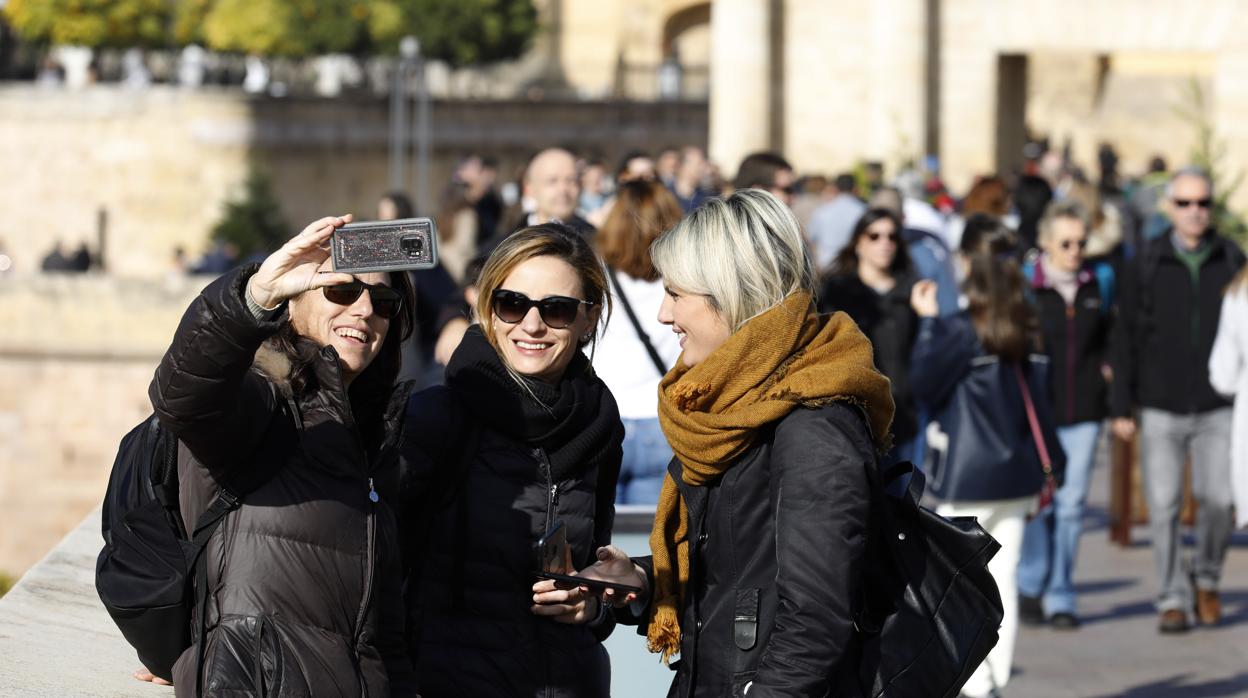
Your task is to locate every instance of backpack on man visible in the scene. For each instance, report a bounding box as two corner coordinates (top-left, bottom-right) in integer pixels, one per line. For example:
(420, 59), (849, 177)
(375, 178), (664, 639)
(855, 460), (1004, 698)
(95, 391), (295, 682)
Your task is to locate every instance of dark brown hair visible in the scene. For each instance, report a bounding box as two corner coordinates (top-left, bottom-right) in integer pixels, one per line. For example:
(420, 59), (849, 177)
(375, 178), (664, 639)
(961, 176), (1010, 217)
(829, 208), (910, 278)
(596, 180), (684, 281)
(959, 214), (1036, 362)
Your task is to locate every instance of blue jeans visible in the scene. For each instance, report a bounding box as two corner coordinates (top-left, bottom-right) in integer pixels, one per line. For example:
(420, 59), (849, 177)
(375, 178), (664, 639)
(1017, 421), (1101, 616)
(616, 418), (673, 506)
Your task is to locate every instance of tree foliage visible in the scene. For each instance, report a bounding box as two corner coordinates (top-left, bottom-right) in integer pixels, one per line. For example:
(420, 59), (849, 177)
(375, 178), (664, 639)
(3, 0), (168, 48)
(4, 0), (538, 65)
(211, 169), (291, 260)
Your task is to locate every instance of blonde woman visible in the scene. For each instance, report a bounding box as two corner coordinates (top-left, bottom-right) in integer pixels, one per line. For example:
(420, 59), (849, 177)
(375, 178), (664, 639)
(581, 190), (894, 697)
(399, 224), (624, 697)
(1210, 267), (1248, 529)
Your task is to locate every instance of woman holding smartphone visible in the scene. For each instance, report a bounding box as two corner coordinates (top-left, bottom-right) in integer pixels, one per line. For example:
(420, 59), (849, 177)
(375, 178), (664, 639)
(576, 190), (895, 697)
(399, 224), (624, 697)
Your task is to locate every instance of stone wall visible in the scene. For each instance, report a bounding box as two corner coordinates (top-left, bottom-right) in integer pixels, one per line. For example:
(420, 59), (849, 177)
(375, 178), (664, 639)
(0, 86), (708, 278)
(0, 273), (206, 577)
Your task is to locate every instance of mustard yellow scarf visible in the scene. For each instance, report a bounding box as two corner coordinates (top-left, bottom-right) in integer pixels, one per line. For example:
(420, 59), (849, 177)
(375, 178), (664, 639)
(646, 291), (894, 660)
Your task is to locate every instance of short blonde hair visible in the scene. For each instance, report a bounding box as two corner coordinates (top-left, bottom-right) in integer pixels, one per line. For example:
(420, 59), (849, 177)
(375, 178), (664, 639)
(1037, 199), (1089, 247)
(650, 189), (816, 331)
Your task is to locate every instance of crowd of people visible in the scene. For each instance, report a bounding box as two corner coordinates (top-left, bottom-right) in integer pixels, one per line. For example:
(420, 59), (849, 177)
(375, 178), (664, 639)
(131, 139), (1248, 698)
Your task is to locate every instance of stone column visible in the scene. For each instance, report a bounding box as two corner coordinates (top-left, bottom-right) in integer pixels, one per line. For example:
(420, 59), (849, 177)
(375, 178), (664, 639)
(709, 0), (772, 178)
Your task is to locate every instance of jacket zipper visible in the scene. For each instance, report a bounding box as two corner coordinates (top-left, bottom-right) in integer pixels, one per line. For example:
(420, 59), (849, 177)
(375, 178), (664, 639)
(535, 449), (559, 534)
(1066, 303), (1077, 423)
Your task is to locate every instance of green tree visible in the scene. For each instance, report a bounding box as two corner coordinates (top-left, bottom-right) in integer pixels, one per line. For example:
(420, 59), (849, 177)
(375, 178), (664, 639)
(202, 0), (371, 57)
(1174, 77), (1248, 247)
(211, 169), (291, 260)
(0, 572), (13, 599)
(3, 0), (168, 48)
(380, 0), (538, 65)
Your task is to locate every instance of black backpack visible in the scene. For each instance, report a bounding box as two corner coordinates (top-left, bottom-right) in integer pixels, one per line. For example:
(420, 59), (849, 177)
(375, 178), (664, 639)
(855, 460), (1004, 698)
(95, 394), (296, 682)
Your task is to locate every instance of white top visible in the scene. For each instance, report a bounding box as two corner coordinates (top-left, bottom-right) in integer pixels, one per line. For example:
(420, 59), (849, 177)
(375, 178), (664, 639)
(1209, 286), (1248, 527)
(593, 272), (682, 420)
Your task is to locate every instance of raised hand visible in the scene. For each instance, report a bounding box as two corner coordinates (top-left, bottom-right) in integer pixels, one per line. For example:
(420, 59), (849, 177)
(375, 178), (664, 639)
(910, 279), (940, 318)
(247, 215), (357, 310)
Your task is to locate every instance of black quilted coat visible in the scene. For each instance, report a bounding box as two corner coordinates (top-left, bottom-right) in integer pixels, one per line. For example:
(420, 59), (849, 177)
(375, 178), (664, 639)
(149, 268), (416, 696)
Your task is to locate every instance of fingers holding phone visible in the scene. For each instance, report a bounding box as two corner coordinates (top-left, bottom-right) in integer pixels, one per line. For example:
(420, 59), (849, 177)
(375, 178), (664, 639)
(248, 214), (355, 310)
(531, 579), (598, 624)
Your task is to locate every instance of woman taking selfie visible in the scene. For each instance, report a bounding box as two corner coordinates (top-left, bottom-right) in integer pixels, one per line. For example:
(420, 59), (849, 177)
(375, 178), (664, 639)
(819, 208), (920, 462)
(579, 190), (895, 697)
(400, 224), (624, 697)
(146, 215), (417, 695)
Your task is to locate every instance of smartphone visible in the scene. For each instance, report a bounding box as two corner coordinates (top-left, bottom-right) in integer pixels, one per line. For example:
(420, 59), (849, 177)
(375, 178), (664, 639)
(331, 217), (439, 274)
(535, 520), (642, 595)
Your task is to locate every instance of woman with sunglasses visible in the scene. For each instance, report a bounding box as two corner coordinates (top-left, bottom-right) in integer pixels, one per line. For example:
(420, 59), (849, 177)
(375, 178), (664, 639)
(819, 208), (920, 463)
(1015, 200), (1115, 630)
(144, 215), (417, 694)
(399, 223), (624, 697)
(578, 190), (895, 697)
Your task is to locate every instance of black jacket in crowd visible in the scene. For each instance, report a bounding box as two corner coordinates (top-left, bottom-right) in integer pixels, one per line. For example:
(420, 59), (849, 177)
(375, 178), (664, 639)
(819, 272), (920, 445)
(399, 327), (624, 697)
(149, 268), (415, 696)
(1111, 232), (1246, 417)
(627, 402), (874, 698)
(1024, 258), (1115, 425)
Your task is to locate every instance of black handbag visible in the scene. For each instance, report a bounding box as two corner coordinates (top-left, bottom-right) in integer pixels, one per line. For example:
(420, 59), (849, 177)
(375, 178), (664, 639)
(856, 461), (1004, 698)
(924, 354), (1066, 502)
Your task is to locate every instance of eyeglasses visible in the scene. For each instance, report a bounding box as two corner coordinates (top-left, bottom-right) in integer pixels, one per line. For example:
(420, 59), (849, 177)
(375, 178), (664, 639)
(323, 281), (402, 319)
(1059, 238), (1088, 251)
(1173, 197), (1213, 209)
(866, 231), (900, 243)
(492, 289), (595, 329)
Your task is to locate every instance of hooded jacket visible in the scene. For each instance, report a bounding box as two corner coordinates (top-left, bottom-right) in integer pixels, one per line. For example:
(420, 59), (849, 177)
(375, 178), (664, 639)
(149, 267), (416, 696)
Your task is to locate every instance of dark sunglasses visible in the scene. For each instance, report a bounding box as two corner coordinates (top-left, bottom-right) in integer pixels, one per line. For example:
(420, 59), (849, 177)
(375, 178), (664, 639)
(866, 231), (900, 243)
(1173, 197), (1213, 209)
(492, 289), (595, 329)
(323, 281), (402, 319)
(1059, 238), (1088, 251)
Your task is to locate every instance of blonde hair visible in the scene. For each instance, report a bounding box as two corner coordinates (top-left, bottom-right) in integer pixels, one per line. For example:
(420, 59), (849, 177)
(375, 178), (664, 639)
(1037, 199), (1090, 247)
(474, 223), (613, 357)
(650, 189), (816, 331)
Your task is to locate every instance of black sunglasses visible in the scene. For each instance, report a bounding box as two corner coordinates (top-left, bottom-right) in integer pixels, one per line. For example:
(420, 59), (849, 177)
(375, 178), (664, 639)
(492, 289), (595, 329)
(323, 280), (402, 319)
(1059, 238), (1088, 251)
(1173, 197), (1213, 209)
(866, 231), (900, 243)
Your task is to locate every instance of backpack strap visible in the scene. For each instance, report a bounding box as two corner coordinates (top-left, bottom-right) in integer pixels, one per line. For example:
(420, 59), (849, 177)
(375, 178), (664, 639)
(608, 267), (667, 377)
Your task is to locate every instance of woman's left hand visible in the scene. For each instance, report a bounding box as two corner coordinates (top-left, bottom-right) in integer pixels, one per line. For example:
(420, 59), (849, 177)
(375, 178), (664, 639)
(531, 579), (599, 624)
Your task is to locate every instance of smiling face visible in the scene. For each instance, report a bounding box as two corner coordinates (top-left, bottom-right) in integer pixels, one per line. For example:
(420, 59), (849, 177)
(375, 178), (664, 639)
(289, 259), (391, 385)
(854, 216), (900, 275)
(658, 283), (733, 368)
(491, 255), (597, 383)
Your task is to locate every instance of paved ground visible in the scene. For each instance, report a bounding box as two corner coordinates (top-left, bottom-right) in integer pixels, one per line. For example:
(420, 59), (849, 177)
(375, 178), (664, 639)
(1006, 437), (1248, 698)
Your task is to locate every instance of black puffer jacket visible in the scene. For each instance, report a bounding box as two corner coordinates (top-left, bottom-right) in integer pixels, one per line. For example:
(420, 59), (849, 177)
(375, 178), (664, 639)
(820, 272), (920, 445)
(400, 328), (624, 697)
(150, 268), (416, 696)
(629, 402), (873, 698)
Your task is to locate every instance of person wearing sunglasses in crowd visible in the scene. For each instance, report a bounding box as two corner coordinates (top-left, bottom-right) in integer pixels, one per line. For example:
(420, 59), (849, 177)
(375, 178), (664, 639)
(578, 190), (895, 697)
(1110, 167), (1247, 634)
(819, 208), (921, 464)
(1016, 200), (1116, 630)
(143, 215), (418, 694)
(399, 224), (624, 697)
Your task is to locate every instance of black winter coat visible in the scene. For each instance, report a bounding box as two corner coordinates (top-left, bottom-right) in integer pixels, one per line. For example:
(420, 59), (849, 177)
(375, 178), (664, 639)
(820, 272), (920, 444)
(400, 366), (624, 697)
(629, 402), (873, 698)
(1025, 258), (1114, 424)
(1111, 232), (1246, 416)
(149, 268), (416, 696)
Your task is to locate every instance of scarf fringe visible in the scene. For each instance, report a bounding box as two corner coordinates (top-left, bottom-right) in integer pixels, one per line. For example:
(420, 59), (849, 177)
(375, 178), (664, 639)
(646, 601), (683, 664)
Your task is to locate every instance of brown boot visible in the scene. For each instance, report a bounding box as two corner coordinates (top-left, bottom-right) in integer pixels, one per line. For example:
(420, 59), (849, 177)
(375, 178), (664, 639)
(1159, 609), (1190, 634)
(1196, 590), (1222, 626)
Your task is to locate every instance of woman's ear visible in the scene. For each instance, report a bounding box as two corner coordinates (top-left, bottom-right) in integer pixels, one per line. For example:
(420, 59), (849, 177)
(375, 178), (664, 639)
(581, 303), (603, 344)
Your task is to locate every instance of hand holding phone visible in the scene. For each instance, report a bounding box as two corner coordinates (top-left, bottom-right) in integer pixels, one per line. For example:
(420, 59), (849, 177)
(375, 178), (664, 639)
(534, 521), (642, 595)
(331, 217), (439, 274)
